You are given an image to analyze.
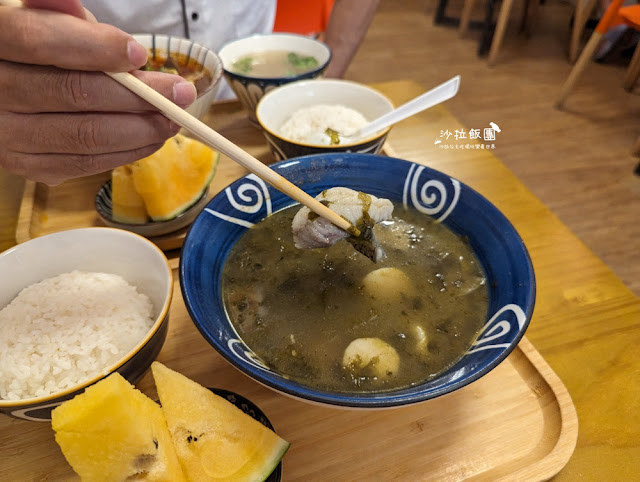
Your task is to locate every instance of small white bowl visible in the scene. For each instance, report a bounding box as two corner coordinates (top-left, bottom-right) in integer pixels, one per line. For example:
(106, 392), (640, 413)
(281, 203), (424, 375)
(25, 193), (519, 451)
(0, 228), (173, 421)
(218, 33), (331, 124)
(133, 33), (224, 120)
(256, 79), (394, 161)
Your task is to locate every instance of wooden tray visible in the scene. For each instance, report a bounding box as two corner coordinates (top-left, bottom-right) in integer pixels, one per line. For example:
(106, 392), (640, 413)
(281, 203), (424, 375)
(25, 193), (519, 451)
(0, 267), (578, 480)
(6, 101), (577, 479)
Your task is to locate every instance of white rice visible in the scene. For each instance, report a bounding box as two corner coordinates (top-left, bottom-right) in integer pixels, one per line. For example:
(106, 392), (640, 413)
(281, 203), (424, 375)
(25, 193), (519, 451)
(0, 271), (154, 401)
(278, 104), (368, 145)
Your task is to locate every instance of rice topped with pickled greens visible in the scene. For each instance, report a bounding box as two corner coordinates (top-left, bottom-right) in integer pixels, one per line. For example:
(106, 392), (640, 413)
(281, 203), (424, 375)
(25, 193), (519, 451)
(0, 271), (154, 401)
(278, 104), (368, 145)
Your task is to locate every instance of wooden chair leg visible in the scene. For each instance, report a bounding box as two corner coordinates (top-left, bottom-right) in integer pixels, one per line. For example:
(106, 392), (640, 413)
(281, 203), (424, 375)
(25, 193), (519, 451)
(623, 40), (640, 92)
(525, 0), (540, 36)
(556, 0), (625, 107)
(459, 0), (477, 37)
(556, 31), (603, 107)
(478, 0), (497, 57)
(434, 0), (449, 24)
(519, 0), (539, 36)
(487, 0), (515, 66)
(632, 134), (640, 156)
(570, 0), (596, 64)
(633, 136), (640, 174)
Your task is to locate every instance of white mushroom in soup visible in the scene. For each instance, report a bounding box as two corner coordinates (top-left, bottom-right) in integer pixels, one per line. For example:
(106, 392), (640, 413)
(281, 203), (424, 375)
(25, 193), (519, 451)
(342, 337), (400, 379)
(362, 267), (414, 301)
(413, 325), (429, 353)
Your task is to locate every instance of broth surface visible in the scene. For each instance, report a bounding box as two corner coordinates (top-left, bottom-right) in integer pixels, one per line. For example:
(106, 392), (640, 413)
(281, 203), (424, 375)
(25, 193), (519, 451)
(230, 50), (319, 77)
(222, 204), (488, 393)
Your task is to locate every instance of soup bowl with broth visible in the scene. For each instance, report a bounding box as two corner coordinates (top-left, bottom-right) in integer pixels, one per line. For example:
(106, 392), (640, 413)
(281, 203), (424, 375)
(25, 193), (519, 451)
(180, 154), (535, 409)
(218, 33), (331, 124)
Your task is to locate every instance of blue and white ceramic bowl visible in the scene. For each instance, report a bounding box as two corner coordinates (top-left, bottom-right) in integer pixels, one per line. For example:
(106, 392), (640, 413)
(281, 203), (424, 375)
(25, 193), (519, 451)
(218, 33), (331, 124)
(180, 154), (535, 409)
(256, 79), (394, 161)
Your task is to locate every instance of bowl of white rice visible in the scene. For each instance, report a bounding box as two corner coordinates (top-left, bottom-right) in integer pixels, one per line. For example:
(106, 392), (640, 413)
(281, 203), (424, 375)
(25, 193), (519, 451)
(256, 79), (394, 161)
(0, 228), (173, 421)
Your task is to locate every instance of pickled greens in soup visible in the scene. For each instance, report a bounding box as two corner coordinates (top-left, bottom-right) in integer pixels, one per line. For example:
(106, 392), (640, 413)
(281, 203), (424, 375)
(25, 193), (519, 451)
(222, 204), (489, 393)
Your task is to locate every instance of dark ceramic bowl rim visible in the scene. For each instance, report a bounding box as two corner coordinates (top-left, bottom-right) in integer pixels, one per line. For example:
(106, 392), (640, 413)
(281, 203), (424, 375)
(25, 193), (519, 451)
(0, 228), (173, 410)
(180, 154), (536, 408)
(219, 33), (332, 83)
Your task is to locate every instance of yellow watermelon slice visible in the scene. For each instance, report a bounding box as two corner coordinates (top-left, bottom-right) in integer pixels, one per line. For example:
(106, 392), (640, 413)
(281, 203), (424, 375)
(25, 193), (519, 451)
(51, 373), (186, 482)
(151, 362), (290, 482)
(111, 165), (148, 224)
(111, 134), (219, 223)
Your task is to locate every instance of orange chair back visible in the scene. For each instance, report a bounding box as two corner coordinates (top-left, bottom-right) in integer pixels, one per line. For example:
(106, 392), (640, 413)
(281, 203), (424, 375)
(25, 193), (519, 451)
(273, 0), (335, 36)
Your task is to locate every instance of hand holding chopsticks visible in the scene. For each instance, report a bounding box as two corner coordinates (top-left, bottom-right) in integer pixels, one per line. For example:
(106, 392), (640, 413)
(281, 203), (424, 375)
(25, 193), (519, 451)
(0, 0), (358, 236)
(0, 0), (195, 184)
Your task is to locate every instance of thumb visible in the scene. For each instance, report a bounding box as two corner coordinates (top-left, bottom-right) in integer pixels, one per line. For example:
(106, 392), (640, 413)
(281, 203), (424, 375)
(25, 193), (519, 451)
(23, 0), (87, 19)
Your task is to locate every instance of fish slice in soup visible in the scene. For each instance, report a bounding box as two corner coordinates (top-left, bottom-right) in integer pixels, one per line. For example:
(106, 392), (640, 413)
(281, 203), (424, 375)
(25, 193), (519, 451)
(292, 187), (393, 262)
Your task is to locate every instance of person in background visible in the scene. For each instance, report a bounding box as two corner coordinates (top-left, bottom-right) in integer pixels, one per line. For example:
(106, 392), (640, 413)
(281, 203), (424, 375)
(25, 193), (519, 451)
(0, 0), (378, 185)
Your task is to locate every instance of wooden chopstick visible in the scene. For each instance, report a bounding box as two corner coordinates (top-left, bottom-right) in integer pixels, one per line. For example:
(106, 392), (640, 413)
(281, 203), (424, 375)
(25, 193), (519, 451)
(106, 72), (359, 236)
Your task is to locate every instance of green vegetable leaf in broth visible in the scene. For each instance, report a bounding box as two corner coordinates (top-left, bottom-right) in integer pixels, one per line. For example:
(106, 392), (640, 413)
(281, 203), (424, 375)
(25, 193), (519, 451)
(287, 52), (318, 71)
(232, 57), (254, 74)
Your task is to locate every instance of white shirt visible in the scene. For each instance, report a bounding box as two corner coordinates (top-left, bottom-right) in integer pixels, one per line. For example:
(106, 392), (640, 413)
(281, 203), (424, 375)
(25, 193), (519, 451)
(84, 0), (277, 99)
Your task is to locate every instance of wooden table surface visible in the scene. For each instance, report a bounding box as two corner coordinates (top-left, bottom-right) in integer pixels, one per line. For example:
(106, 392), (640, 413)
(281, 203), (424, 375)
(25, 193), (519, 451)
(0, 80), (638, 480)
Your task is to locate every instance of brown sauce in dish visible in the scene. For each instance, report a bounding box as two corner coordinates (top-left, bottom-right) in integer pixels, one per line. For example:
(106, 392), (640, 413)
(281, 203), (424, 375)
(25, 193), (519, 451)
(142, 52), (213, 96)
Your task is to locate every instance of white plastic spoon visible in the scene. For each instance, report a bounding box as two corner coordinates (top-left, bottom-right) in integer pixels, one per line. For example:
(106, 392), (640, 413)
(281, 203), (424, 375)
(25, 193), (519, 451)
(328, 75), (461, 144)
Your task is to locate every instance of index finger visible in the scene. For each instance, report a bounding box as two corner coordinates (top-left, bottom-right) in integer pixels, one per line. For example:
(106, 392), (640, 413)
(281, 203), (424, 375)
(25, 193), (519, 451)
(0, 62), (198, 113)
(0, 5), (147, 72)
(23, 0), (87, 20)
